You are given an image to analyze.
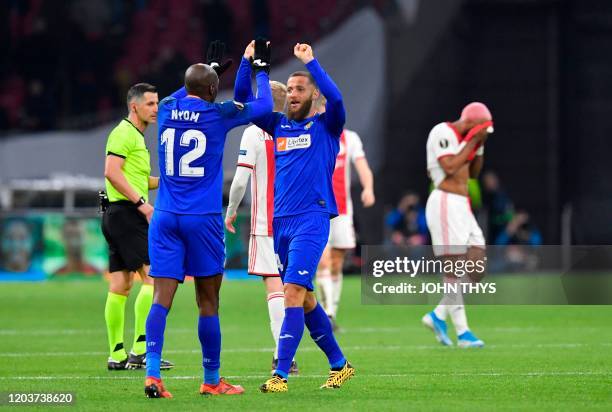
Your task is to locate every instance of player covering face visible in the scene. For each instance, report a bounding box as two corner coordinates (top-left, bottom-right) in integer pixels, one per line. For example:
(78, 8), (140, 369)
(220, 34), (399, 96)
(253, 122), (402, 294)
(422, 102), (492, 348)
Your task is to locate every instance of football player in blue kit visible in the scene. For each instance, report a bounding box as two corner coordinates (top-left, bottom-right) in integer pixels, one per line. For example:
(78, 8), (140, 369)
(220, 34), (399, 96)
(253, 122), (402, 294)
(234, 42), (355, 392)
(143, 40), (273, 398)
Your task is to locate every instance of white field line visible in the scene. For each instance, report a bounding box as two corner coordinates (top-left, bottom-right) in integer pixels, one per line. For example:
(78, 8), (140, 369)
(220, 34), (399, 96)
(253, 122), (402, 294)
(1, 326), (606, 336)
(1, 342), (611, 358)
(0, 327), (407, 336)
(1, 371), (610, 382)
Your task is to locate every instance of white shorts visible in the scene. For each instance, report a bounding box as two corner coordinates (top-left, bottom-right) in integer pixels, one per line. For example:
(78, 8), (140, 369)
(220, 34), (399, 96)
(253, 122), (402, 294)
(248, 235), (279, 277)
(425, 189), (485, 256)
(328, 214), (356, 249)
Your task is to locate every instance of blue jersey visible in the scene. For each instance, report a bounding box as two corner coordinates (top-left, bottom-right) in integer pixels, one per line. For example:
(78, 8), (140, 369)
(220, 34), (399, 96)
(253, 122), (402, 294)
(156, 71), (273, 214)
(234, 58), (345, 218)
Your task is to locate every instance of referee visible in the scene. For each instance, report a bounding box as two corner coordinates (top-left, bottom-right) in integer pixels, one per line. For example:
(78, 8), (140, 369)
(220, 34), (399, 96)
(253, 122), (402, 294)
(102, 83), (173, 371)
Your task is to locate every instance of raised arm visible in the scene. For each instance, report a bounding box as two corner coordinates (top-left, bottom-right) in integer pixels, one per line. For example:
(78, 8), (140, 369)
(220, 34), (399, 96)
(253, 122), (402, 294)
(294, 43), (345, 136)
(439, 136), (484, 176)
(222, 70), (274, 129)
(226, 40), (280, 134)
(234, 41), (256, 103)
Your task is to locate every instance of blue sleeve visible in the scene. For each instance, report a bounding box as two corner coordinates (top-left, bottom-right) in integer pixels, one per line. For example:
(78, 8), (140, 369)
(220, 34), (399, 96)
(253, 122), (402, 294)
(234, 57), (255, 103)
(306, 58), (345, 136)
(529, 230), (542, 246)
(385, 210), (402, 228)
(222, 71), (274, 129)
(494, 230), (511, 245)
(170, 87), (187, 99)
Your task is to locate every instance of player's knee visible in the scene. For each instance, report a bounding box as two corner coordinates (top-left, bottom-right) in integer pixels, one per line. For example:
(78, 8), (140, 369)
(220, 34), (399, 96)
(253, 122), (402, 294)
(198, 299), (219, 316)
(303, 292), (317, 312)
(109, 276), (132, 295)
(283, 283), (307, 307)
(264, 276), (283, 294)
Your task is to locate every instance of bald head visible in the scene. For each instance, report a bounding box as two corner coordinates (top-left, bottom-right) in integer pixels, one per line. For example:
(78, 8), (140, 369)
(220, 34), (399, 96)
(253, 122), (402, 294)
(185, 63), (219, 101)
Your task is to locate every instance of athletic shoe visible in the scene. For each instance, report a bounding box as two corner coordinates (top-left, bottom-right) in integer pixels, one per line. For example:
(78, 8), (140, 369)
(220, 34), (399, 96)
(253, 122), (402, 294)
(200, 378), (244, 396)
(259, 374), (288, 393)
(320, 361), (355, 389)
(422, 311), (453, 346)
(328, 315), (340, 332)
(126, 352), (174, 370)
(271, 358), (299, 375)
(457, 330), (485, 348)
(144, 376), (173, 398)
(289, 360), (299, 375)
(107, 357), (127, 370)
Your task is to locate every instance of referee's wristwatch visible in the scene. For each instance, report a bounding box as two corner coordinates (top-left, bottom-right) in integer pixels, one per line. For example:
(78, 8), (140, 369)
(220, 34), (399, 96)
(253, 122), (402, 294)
(134, 196), (146, 207)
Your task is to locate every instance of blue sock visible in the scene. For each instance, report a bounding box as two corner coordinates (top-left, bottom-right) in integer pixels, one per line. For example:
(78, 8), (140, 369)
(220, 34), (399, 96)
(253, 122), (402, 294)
(305, 303), (346, 369)
(145, 303), (169, 379)
(198, 315), (221, 385)
(275, 307), (305, 379)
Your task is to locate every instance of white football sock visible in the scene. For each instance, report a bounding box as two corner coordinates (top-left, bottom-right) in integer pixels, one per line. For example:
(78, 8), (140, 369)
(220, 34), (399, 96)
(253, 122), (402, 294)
(433, 275), (459, 320)
(267, 292), (285, 359)
(330, 272), (343, 318)
(317, 268), (334, 315)
(447, 280), (469, 335)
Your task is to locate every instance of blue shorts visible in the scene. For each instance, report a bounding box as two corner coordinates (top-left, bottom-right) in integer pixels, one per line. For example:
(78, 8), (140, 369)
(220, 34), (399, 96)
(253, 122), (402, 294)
(149, 210), (225, 282)
(273, 212), (330, 291)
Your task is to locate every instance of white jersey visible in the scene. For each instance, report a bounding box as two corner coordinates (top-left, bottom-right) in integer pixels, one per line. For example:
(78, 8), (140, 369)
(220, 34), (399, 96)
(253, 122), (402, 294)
(237, 125), (275, 236)
(332, 129), (366, 216)
(426, 122), (467, 187)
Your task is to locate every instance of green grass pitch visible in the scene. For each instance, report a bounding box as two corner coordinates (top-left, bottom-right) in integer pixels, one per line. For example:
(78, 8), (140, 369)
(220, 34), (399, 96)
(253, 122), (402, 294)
(1, 277), (611, 411)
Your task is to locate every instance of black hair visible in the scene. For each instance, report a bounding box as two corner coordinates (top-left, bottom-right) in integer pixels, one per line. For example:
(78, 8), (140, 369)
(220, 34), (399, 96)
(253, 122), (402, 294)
(126, 83), (157, 106)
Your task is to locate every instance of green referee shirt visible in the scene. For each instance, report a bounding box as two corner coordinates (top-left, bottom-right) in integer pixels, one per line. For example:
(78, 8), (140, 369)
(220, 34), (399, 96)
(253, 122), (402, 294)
(105, 118), (151, 202)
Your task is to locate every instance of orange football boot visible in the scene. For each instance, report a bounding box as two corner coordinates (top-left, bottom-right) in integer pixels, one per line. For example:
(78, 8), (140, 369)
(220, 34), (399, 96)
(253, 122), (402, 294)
(144, 376), (173, 398)
(200, 377), (245, 396)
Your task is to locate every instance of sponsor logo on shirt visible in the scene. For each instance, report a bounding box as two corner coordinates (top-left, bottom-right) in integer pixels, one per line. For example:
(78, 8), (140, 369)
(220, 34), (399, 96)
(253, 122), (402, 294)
(239, 149), (247, 155)
(276, 134), (311, 152)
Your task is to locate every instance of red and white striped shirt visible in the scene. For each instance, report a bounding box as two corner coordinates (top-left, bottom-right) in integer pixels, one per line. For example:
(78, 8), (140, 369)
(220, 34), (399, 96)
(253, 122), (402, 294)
(237, 125), (275, 236)
(332, 129), (366, 216)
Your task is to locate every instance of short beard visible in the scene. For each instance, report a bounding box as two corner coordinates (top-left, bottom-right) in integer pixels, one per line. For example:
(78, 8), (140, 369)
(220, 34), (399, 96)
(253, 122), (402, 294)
(286, 99), (313, 121)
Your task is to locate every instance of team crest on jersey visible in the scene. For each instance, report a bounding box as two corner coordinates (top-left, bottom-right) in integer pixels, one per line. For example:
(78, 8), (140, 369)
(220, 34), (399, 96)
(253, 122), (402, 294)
(277, 134), (311, 151)
(304, 121), (314, 130)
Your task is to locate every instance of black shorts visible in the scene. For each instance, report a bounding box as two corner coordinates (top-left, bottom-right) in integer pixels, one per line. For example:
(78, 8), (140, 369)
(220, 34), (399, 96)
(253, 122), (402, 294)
(101, 202), (150, 272)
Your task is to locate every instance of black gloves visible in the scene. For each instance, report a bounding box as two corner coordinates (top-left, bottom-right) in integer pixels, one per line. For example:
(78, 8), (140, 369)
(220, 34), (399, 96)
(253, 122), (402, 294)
(207, 40), (233, 77)
(251, 38), (271, 74)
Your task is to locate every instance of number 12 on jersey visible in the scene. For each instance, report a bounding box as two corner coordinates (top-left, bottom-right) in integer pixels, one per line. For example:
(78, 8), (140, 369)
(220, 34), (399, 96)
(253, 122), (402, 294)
(161, 128), (207, 177)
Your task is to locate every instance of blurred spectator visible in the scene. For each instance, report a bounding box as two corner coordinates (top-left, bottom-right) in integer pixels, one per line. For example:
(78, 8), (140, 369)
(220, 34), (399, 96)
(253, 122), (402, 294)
(385, 192), (429, 245)
(482, 171), (514, 242)
(495, 211), (542, 246)
(0, 219), (33, 273)
(53, 219), (99, 276)
(147, 47), (190, 99)
(0, 0), (366, 133)
(252, 0), (270, 39)
(201, 0), (233, 46)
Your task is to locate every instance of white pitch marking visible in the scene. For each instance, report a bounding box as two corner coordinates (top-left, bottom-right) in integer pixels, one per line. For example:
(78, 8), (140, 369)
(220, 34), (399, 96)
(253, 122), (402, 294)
(2, 342), (611, 358)
(1, 371), (610, 381)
